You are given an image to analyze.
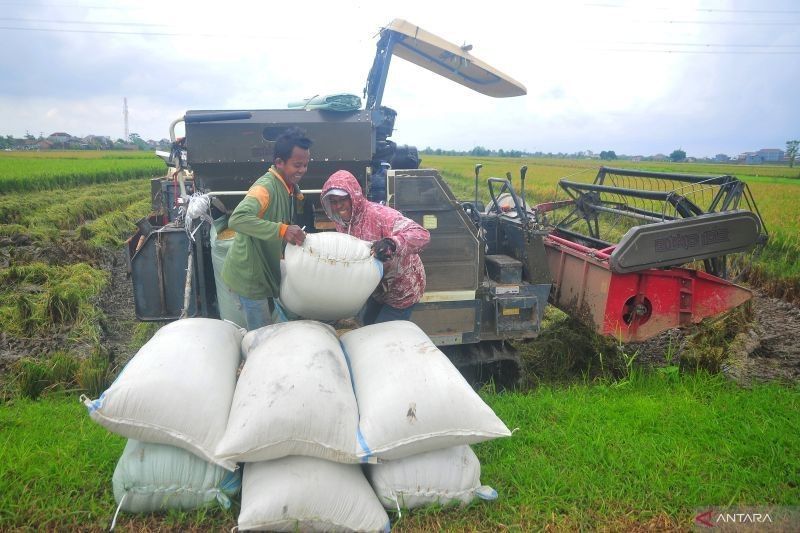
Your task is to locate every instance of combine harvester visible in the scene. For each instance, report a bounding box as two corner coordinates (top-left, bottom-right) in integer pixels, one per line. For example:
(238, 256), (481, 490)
(127, 19), (767, 387)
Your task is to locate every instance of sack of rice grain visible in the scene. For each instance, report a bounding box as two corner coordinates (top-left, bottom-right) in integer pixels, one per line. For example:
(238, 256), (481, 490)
(280, 232), (382, 321)
(82, 318), (243, 470)
(112, 439), (241, 513)
(340, 321), (511, 462)
(238, 457), (389, 532)
(215, 321), (360, 464)
(366, 445), (497, 510)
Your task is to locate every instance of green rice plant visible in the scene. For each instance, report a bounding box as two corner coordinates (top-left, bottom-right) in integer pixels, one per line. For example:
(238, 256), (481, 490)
(0, 151), (164, 193)
(0, 176), (149, 229)
(15, 293), (41, 335)
(130, 321), (161, 352)
(76, 350), (111, 397)
(48, 352), (79, 388)
(12, 358), (51, 400)
(0, 263), (109, 342)
(80, 197), (151, 248)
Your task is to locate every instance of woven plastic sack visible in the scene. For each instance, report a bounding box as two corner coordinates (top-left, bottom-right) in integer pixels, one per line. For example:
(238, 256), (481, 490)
(112, 439), (241, 514)
(280, 232), (382, 321)
(215, 321), (360, 464)
(82, 318), (243, 470)
(340, 321), (511, 461)
(238, 457), (390, 532)
(366, 445), (497, 510)
(210, 220), (247, 328)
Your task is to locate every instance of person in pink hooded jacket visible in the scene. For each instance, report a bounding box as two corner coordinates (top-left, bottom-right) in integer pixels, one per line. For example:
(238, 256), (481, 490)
(321, 170), (430, 324)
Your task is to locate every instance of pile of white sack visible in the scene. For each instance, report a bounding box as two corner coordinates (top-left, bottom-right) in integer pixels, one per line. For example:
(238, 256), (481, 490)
(84, 318), (512, 531)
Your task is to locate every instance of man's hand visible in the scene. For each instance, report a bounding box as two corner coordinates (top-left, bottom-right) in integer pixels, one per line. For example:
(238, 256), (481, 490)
(371, 238), (397, 262)
(283, 225), (306, 245)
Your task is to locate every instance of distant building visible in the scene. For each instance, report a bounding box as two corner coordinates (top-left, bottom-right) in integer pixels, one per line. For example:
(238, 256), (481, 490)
(742, 148), (785, 164)
(714, 153), (730, 162)
(756, 148), (784, 162)
(651, 153), (668, 161)
(47, 132), (71, 144)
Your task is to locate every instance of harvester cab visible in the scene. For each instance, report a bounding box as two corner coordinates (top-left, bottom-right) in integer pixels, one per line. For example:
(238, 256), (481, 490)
(127, 19), (766, 388)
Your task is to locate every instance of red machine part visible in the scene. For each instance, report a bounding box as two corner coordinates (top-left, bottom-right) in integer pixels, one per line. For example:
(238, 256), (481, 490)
(544, 234), (752, 342)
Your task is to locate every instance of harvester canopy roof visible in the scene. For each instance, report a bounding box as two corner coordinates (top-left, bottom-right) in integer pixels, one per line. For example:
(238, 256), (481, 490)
(384, 18), (527, 98)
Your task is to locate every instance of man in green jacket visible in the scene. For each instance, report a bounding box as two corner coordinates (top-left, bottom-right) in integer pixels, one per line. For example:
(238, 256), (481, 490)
(221, 127), (311, 329)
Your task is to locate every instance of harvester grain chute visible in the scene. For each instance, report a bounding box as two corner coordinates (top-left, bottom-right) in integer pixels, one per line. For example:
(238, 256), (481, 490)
(126, 19), (767, 388)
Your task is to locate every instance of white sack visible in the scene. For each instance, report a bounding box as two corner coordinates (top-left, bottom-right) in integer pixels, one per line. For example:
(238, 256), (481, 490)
(112, 439), (241, 513)
(238, 457), (390, 532)
(83, 318), (243, 470)
(210, 222), (247, 328)
(341, 321), (511, 461)
(367, 445), (497, 510)
(215, 321), (360, 464)
(280, 232), (383, 320)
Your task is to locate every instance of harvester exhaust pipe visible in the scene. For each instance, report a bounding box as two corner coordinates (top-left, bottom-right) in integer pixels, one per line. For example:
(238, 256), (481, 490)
(520, 165), (528, 211)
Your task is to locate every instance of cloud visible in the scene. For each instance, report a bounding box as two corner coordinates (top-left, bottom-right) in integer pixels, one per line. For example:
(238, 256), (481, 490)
(0, 0), (797, 155)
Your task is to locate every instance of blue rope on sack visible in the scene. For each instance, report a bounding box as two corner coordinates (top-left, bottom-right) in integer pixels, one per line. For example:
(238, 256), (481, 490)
(340, 341), (375, 462)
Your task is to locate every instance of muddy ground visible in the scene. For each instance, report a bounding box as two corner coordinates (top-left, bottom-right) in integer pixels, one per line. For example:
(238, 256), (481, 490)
(2, 246), (799, 387)
(632, 291), (800, 384)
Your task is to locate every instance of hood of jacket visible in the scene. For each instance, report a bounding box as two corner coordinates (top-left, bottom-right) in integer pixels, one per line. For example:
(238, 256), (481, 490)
(321, 170), (367, 228)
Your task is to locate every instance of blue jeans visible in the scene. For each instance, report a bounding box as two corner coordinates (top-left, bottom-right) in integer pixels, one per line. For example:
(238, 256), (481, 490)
(359, 296), (413, 326)
(237, 295), (273, 330)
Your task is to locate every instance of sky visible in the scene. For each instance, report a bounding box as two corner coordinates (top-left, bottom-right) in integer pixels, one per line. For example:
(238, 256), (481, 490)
(0, 0), (798, 158)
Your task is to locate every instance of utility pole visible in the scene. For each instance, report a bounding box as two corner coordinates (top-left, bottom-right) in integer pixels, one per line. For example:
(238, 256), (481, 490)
(123, 97), (129, 142)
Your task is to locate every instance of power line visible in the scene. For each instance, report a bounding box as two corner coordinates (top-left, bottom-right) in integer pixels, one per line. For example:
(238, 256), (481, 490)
(586, 3), (800, 15)
(595, 48), (800, 55)
(0, 16), (172, 27)
(3, 24), (794, 53)
(0, 1), (146, 8)
(599, 41), (800, 49)
(652, 20), (800, 26)
(0, 25), (268, 39)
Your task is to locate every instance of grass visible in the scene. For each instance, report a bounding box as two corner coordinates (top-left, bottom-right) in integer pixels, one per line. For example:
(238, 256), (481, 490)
(0, 373), (797, 530)
(395, 372), (800, 531)
(0, 151), (164, 193)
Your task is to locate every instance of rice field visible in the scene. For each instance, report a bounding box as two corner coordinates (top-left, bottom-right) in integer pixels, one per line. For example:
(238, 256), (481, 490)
(0, 153), (159, 372)
(0, 150), (164, 193)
